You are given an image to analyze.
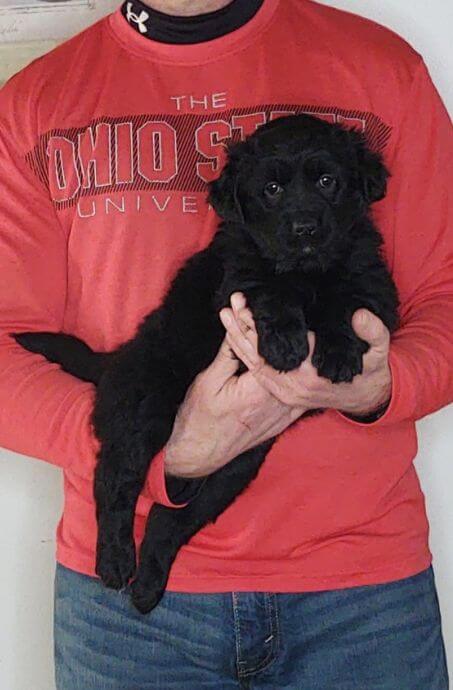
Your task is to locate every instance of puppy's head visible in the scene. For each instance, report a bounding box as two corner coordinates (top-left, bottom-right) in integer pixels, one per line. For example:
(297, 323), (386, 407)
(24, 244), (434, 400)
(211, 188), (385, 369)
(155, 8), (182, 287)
(208, 114), (388, 273)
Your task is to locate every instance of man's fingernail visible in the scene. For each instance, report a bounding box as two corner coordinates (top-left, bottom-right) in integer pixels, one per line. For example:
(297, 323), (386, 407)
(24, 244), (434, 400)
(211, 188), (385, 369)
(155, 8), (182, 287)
(231, 293), (245, 309)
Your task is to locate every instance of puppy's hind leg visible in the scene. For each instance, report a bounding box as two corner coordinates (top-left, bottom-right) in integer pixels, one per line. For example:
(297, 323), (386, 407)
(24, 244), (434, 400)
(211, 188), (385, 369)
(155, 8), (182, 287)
(94, 371), (184, 591)
(94, 448), (149, 590)
(130, 441), (273, 614)
(94, 416), (174, 590)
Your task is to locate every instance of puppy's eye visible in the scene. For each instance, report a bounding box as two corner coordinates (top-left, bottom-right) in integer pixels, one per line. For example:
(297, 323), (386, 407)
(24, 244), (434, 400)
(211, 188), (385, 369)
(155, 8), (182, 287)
(318, 174), (337, 190)
(264, 181), (284, 199)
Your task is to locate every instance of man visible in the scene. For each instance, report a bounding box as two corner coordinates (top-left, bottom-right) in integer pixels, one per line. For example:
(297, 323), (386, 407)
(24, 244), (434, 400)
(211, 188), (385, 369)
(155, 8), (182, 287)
(0, 0), (451, 687)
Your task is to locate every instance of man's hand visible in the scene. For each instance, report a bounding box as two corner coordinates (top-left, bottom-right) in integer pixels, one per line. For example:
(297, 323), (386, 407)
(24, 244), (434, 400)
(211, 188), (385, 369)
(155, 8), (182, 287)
(164, 338), (306, 479)
(220, 293), (392, 418)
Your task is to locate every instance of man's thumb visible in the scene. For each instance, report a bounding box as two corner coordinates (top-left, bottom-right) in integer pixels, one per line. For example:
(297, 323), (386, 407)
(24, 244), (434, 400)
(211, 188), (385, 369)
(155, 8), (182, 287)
(208, 338), (240, 383)
(352, 309), (390, 351)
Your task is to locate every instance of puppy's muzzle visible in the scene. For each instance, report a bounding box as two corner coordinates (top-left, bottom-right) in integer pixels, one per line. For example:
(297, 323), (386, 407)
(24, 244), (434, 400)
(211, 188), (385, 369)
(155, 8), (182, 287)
(292, 219), (319, 237)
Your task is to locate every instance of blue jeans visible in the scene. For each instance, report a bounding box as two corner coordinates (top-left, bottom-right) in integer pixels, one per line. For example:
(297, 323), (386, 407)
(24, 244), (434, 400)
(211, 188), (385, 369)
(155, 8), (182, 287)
(54, 563), (449, 689)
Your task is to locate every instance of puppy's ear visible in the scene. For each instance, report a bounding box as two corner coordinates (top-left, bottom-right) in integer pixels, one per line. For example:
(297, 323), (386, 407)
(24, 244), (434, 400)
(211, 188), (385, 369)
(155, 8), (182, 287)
(357, 143), (389, 204)
(208, 141), (250, 223)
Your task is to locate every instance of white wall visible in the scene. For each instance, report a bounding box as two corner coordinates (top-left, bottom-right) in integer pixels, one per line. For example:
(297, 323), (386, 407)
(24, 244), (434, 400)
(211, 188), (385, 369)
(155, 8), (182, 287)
(0, 2), (451, 688)
(317, 0), (453, 113)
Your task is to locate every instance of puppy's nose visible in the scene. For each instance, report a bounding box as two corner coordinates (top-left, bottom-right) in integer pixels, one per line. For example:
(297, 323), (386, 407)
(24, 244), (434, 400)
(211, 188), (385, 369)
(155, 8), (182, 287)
(292, 221), (318, 237)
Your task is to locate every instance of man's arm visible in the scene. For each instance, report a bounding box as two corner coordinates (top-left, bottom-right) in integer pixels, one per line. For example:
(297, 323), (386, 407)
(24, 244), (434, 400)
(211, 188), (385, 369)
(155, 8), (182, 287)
(0, 72), (193, 509)
(365, 59), (452, 425)
(0, 126), (101, 476)
(0, 98), (211, 509)
(339, 59), (453, 426)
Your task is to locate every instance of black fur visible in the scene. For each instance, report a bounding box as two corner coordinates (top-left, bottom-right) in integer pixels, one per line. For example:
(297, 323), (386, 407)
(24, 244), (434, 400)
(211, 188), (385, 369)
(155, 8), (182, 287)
(13, 115), (399, 613)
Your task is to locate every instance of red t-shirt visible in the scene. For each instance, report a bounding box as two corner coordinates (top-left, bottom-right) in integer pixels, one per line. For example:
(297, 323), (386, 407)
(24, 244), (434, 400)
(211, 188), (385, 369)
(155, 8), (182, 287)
(0, 0), (452, 592)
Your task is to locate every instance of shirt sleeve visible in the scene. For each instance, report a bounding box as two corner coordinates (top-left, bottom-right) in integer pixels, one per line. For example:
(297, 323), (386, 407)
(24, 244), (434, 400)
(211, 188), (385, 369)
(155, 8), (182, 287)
(146, 451), (208, 506)
(0, 87), (193, 508)
(337, 59), (453, 428)
(0, 123), (103, 476)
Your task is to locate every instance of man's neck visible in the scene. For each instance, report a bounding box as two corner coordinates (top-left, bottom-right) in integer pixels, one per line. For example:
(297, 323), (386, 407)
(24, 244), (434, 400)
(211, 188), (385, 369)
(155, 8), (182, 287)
(143, 1), (233, 17)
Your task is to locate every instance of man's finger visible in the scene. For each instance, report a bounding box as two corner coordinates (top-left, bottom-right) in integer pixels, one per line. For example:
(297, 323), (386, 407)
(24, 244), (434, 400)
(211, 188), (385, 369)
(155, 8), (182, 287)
(307, 331), (316, 359)
(230, 293), (256, 333)
(221, 309), (258, 370)
(236, 307), (256, 334)
(352, 309), (390, 351)
(230, 292), (247, 315)
(226, 334), (256, 371)
(220, 308), (260, 367)
(207, 336), (240, 385)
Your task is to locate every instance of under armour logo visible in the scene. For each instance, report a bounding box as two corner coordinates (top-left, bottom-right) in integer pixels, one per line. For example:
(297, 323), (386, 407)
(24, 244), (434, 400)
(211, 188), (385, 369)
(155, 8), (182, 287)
(126, 2), (149, 34)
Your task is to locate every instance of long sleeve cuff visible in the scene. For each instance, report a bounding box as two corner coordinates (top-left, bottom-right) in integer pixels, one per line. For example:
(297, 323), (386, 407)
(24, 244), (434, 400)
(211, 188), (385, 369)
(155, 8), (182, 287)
(333, 344), (419, 429)
(145, 448), (207, 508)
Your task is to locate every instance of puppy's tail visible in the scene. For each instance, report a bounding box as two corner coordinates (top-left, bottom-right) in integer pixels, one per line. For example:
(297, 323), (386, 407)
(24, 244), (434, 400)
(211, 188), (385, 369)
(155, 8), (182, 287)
(13, 331), (112, 385)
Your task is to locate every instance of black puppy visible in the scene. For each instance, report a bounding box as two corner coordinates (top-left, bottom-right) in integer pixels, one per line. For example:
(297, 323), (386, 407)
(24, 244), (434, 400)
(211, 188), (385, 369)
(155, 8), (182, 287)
(14, 115), (399, 613)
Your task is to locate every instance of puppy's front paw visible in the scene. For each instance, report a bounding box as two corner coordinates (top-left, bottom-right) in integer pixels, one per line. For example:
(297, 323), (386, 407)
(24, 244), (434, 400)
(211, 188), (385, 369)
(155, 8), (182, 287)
(313, 333), (368, 383)
(257, 317), (308, 372)
(96, 539), (136, 591)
